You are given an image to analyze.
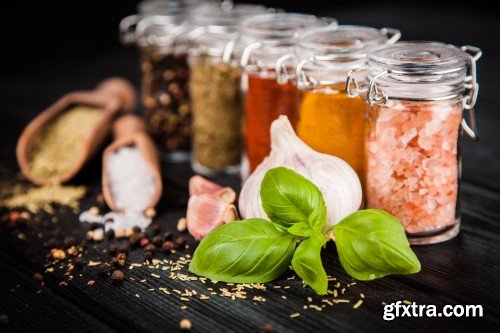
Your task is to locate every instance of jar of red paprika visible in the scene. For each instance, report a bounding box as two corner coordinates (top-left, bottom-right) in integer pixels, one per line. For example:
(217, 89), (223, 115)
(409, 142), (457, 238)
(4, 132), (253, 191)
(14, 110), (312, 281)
(347, 42), (482, 244)
(239, 13), (334, 177)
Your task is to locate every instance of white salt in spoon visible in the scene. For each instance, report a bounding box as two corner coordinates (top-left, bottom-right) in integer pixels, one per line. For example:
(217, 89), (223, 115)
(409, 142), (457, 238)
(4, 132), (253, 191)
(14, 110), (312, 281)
(102, 114), (162, 213)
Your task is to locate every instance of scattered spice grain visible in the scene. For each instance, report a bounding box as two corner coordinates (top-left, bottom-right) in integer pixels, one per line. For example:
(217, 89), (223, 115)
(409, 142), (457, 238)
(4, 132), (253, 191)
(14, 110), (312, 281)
(179, 318), (192, 331)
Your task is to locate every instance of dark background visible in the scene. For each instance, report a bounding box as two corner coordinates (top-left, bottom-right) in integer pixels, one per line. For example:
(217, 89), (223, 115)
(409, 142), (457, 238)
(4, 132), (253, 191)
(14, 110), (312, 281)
(1, 0), (500, 189)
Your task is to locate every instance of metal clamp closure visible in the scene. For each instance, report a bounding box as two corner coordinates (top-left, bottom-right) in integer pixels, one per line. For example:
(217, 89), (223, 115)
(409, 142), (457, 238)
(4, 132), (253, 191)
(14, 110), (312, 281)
(275, 54), (295, 84)
(346, 66), (367, 98)
(119, 14), (142, 45)
(295, 57), (317, 88)
(188, 26), (239, 64)
(461, 45), (482, 139)
(240, 42), (263, 68)
(380, 28), (401, 45)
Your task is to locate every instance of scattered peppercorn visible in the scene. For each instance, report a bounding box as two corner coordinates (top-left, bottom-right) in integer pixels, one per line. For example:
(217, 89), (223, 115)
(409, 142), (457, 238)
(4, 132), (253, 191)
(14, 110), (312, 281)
(50, 248), (66, 260)
(162, 241), (175, 252)
(0, 314), (9, 325)
(108, 244), (118, 254)
(175, 236), (186, 248)
(73, 257), (86, 268)
(32, 273), (43, 282)
(63, 236), (76, 247)
(89, 221), (100, 230)
(144, 244), (156, 253)
(129, 233), (143, 247)
(152, 235), (163, 246)
(67, 246), (78, 256)
(46, 238), (58, 248)
(118, 243), (130, 253)
(132, 226), (142, 234)
(140, 238), (149, 247)
(97, 263), (110, 276)
(106, 229), (115, 240)
(144, 251), (153, 263)
(150, 224), (161, 235)
(163, 230), (174, 240)
(261, 323), (273, 333)
(111, 270), (124, 282)
(179, 318), (192, 330)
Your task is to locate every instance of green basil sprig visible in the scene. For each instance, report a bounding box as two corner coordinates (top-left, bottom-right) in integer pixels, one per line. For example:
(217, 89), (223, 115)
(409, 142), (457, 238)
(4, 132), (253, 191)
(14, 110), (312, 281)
(189, 167), (421, 295)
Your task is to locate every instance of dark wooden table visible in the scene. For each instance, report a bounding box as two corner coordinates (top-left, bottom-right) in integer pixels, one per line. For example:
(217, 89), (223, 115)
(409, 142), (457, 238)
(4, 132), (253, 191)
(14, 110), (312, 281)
(1, 6), (500, 332)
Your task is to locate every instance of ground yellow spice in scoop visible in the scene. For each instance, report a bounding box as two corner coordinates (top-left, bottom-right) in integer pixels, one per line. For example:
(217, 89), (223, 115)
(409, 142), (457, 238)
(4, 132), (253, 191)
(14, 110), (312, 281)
(30, 105), (103, 179)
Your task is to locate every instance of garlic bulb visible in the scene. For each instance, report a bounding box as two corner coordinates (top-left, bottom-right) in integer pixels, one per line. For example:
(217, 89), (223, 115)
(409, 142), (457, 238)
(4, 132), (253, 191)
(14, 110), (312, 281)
(239, 116), (362, 227)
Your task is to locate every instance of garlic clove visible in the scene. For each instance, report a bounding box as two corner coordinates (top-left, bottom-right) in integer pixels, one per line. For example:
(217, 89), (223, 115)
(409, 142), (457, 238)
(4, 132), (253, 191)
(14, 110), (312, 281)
(189, 175), (222, 197)
(215, 187), (237, 204)
(186, 193), (238, 240)
(239, 116), (362, 228)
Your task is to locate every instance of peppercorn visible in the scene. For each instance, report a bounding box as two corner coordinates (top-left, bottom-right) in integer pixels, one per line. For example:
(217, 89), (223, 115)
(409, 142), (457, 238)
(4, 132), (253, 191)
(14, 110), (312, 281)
(132, 226), (142, 234)
(118, 243), (130, 253)
(152, 235), (163, 246)
(45, 238), (58, 248)
(163, 230), (174, 240)
(111, 270), (124, 282)
(261, 323), (273, 333)
(179, 318), (192, 330)
(162, 241), (175, 252)
(129, 233), (143, 247)
(108, 244), (118, 254)
(89, 222), (100, 230)
(32, 273), (43, 282)
(175, 236), (186, 248)
(63, 236), (76, 247)
(50, 248), (66, 260)
(144, 251), (153, 263)
(96, 263), (110, 276)
(144, 244), (156, 253)
(0, 314), (9, 325)
(140, 238), (150, 247)
(73, 257), (86, 268)
(150, 224), (161, 235)
(106, 229), (115, 240)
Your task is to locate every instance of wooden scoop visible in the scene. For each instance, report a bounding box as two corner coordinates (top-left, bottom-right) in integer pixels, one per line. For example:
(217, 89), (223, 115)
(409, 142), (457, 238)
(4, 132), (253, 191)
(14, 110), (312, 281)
(16, 77), (137, 185)
(102, 114), (163, 213)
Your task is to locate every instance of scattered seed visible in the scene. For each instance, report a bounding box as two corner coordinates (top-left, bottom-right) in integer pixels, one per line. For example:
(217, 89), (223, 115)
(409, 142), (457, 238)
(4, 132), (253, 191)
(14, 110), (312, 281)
(290, 313), (300, 318)
(50, 248), (66, 260)
(87, 261), (101, 267)
(353, 300), (363, 309)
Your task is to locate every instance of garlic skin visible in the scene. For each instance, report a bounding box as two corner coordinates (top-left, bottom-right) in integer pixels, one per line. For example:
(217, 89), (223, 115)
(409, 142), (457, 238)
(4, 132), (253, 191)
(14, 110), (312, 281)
(187, 192), (238, 240)
(239, 116), (362, 228)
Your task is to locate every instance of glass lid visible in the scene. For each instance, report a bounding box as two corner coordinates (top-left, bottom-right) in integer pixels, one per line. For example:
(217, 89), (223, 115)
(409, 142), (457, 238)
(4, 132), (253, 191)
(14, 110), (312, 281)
(189, 3), (267, 28)
(368, 41), (467, 74)
(296, 25), (392, 60)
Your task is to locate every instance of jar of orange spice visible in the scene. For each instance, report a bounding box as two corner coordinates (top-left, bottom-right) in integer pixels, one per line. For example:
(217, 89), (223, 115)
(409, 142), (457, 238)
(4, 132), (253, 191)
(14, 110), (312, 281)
(239, 13), (334, 177)
(295, 25), (400, 185)
(347, 42), (482, 244)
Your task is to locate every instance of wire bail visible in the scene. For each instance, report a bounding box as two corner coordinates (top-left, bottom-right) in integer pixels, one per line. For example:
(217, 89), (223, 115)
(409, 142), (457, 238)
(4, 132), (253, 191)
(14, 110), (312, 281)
(460, 45), (482, 139)
(346, 66), (367, 98)
(367, 70), (388, 105)
(295, 57), (317, 88)
(240, 42), (262, 68)
(119, 14), (142, 45)
(275, 54), (295, 84)
(380, 28), (401, 45)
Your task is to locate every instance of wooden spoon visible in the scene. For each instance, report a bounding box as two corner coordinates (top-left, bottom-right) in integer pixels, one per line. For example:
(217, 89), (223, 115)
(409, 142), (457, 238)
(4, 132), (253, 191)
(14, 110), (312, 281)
(16, 77), (137, 185)
(102, 114), (163, 213)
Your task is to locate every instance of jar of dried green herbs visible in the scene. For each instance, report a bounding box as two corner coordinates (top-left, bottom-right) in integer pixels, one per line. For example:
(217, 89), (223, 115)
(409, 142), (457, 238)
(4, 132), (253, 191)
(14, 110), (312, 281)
(130, 4), (195, 162)
(187, 3), (267, 175)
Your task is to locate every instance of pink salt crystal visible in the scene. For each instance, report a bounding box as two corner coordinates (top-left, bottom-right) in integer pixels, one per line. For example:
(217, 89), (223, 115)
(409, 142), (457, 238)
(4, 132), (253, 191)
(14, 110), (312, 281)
(366, 99), (462, 235)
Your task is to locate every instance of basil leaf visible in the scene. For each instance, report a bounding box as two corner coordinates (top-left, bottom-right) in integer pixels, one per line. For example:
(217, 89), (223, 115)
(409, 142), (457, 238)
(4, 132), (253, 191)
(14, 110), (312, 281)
(260, 167), (325, 228)
(308, 206), (327, 231)
(287, 222), (313, 237)
(334, 209), (421, 281)
(292, 232), (329, 295)
(189, 218), (297, 283)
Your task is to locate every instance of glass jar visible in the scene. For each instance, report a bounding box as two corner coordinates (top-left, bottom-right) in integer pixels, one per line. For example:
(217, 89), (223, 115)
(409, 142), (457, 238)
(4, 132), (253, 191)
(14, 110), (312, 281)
(133, 8), (196, 162)
(240, 13), (335, 176)
(294, 25), (400, 185)
(188, 3), (267, 176)
(347, 42), (482, 244)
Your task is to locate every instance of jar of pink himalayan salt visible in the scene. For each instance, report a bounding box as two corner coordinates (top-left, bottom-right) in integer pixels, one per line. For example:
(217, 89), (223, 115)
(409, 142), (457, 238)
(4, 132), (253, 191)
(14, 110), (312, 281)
(346, 42), (481, 245)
